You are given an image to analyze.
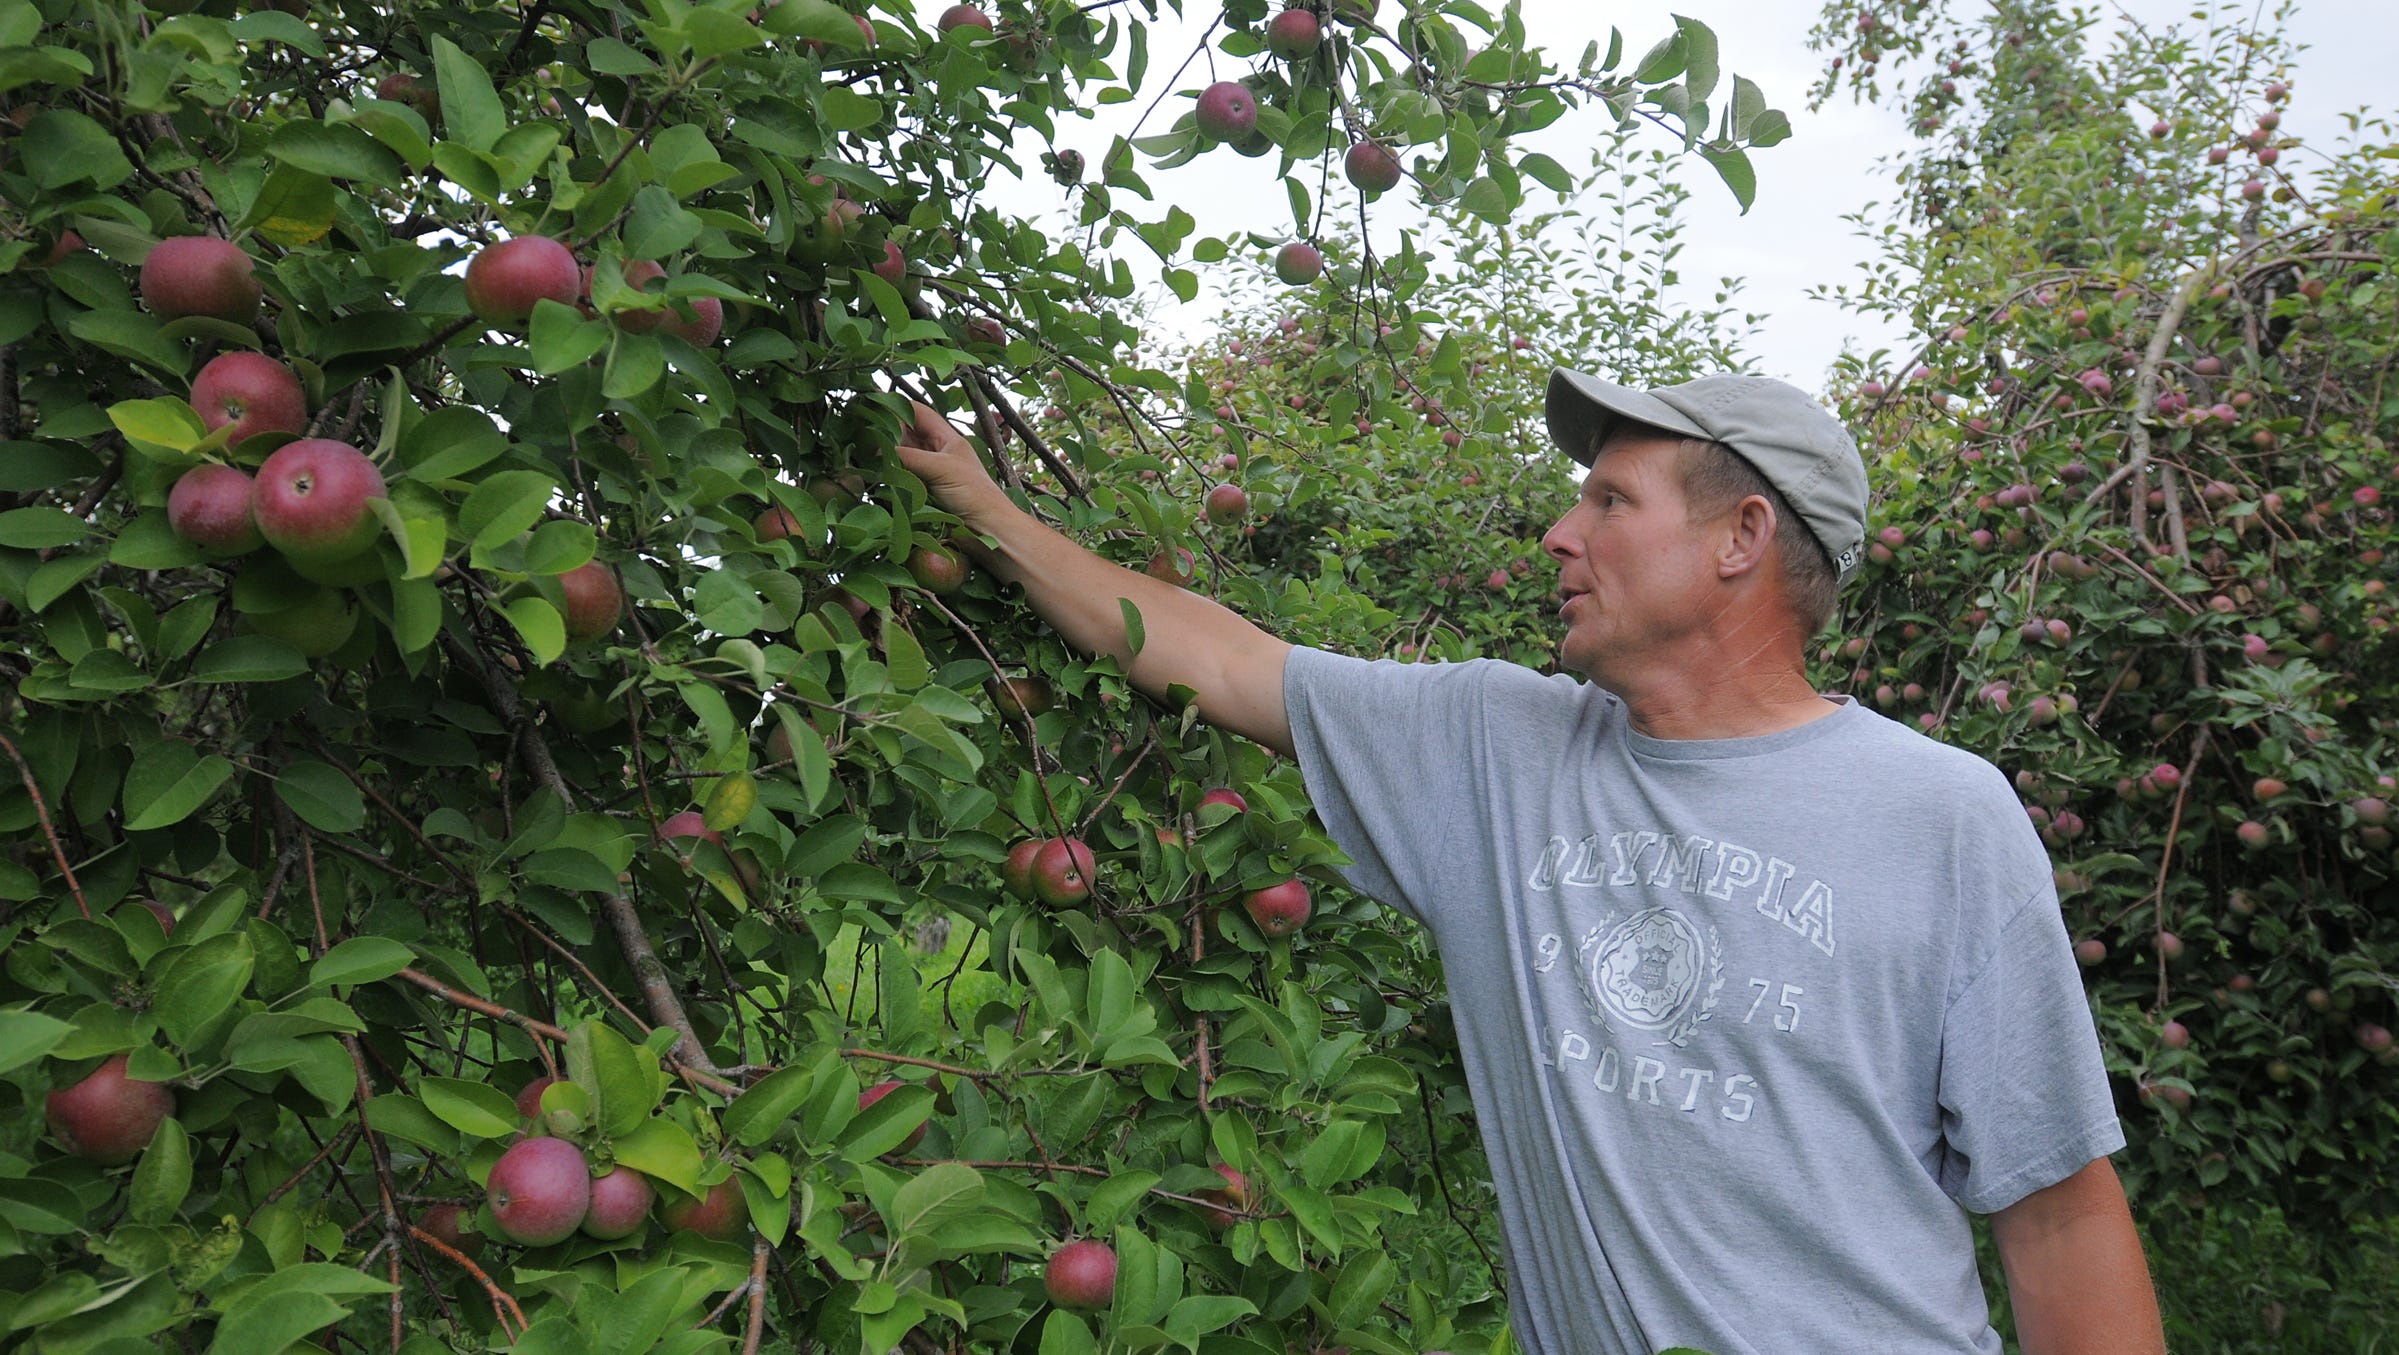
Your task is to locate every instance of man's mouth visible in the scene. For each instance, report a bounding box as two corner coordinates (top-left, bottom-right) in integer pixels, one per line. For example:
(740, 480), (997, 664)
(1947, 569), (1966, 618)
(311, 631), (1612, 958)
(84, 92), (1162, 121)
(1559, 588), (1588, 615)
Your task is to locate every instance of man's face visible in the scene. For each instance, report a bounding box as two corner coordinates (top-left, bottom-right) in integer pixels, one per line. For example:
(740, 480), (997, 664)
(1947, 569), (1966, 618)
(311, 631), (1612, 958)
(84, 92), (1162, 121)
(1540, 430), (1724, 682)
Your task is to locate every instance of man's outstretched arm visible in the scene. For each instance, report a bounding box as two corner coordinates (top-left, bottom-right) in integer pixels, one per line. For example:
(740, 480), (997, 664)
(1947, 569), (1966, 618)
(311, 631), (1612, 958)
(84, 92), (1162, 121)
(1989, 1156), (2165, 1355)
(894, 401), (1295, 756)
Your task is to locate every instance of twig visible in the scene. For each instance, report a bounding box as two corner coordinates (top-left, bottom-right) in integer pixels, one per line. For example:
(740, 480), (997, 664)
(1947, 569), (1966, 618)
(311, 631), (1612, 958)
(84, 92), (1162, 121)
(741, 1238), (771, 1354)
(0, 730), (88, 919)
(407, 1224), (529, 1338)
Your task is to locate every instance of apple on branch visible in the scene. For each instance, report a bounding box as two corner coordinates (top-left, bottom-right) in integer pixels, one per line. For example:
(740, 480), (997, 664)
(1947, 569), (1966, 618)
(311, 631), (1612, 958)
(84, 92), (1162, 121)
(659, 1177), (750, 1240)
(167, 463), (264, 556)
(464, 235), (582, 327)
(557, 560), (624, 643)
(189, 352), (307, 445)
(486, 1136), (590, 1246)
(1194, 80), (1259, 142)
(251, 439), (387, 565)
(141, 236), (261, 324)
(1044, 1239), (1118, 1309)
(46, 1054), (175, 1165)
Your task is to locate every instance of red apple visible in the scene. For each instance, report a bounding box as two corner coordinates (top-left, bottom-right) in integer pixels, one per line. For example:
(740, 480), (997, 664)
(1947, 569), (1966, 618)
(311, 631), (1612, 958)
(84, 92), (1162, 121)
(937, 4), (992, 33)
(1273, 242), (1322, 285)
(755, 504), (801, 541)
(2073, 938), (2106, 967)
(581, 1166), (655, 1239)
(464, 235), (581, 326)
(251, 438), (387, 564)
(1344, 140), (1404, 193)
(1243, 879), (1311, 937)
(141, 236), (261, 324)
(168, 463), (265, 556)
(991, 675), (1054, 719)
(514, 1074), (561, 1119)
(1032, 836), (1096, 907)
(558, 560), (623, 643)
(124, 898), (177, 936)
(658, 809), (721, 856)
(2159, 1020), (2190, 1049)
(965, 315), (1006, 346)
(908, 544), (969, 594)
(1195, 81), (1259, 141)
(45, 1055), (175, 1165)
(1145, 545), (1196, 585)
(1000, 839), (1043, 899)
(590, 258), (670, 332)
(872, 241), (908, 287)
(189, 352), (307, 445)
(1044, 1239), (1118, 1309)
(659, 1177), (749, 1240)
(857, 1079), (926, 1152)
(1265, 8), (1321, 59)
(662, 294), (724, 346)
(487, 1136), (591, 1246)
(1195, 1163), (1254, 1229)
(1199, 788), (1247, 814)
(1205, 483), (1249, 523)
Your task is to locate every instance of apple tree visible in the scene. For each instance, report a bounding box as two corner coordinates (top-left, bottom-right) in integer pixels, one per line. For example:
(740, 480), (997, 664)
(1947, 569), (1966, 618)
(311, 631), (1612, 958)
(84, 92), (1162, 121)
(1810, 0), (2399, 1343)
(0, 1), (1789, 1352)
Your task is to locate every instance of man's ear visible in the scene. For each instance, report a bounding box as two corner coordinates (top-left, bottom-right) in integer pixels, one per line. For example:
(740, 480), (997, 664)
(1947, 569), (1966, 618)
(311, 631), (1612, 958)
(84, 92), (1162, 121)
(1715, 493), (1780, 579)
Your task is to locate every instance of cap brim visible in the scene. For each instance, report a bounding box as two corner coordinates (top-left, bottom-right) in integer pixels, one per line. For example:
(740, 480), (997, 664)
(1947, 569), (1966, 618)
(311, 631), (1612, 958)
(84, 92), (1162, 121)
(1546, 368), (1712, 466)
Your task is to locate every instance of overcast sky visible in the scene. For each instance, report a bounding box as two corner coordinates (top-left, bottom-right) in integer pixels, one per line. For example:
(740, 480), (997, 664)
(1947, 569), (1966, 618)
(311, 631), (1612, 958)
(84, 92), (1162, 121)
(965, 0), (2390, 395)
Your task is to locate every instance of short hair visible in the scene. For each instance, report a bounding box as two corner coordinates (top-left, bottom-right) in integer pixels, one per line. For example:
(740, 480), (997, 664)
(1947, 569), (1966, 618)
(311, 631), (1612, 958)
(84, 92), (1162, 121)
(1671, 436), (1841, 638)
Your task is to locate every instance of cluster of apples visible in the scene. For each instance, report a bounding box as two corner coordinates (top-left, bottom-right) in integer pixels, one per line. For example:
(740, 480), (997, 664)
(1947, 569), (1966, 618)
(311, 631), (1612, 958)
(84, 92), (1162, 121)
(146, 232), (673, 648)
(998, 791), (1312, 936)
(1182, 4), (1393, 281)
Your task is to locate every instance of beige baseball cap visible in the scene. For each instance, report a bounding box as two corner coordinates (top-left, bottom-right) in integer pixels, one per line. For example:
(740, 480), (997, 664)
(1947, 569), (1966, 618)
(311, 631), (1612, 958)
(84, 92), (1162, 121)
(1545, 369), (1870, 583)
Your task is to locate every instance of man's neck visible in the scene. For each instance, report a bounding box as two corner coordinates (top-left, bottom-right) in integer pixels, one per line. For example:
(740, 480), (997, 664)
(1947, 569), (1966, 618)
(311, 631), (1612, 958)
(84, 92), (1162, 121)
(1605, 658), (1840, 742)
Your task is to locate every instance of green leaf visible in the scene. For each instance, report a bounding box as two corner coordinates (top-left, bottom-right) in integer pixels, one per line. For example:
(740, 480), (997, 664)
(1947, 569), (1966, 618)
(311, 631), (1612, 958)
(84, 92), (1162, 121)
(123, 742), (236, 832)
(209, 1264), (394, 1355)
(570, 1020), (655, 1137)
(524, 518), (597, 574)
(429, 36), (505, 154)
(1674, 16), (1720, 101)
(419, 1077), (521, 1138)
(723, 1065), (813, 1147)
(191, 634), (308, 683)
(459, 470), (558, 558)
(1700, 144), (1756, 213)
(275, 759), (366, 833)
(18, 108), (130, 190)
(0, 1009), (73, 1075)
(107, 397), (207, 457)
(503, 596), (566, 666)
(893, 1160), (983, 1230)
(1119, 598), (1145, 656)
(610, 1118), (703, 1196)
(265, 121), (403, 186)
(0, 506), (90, 548)
(311, 937), (413, 988)
(1038, 1312), (1097, 1355)
(155, 932), (254, 1046)
(128, 1118), (191, 1224)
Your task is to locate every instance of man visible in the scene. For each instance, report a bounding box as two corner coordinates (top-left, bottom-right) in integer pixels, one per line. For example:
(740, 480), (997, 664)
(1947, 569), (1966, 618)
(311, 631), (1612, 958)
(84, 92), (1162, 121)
(895, 368), (2164, 1355)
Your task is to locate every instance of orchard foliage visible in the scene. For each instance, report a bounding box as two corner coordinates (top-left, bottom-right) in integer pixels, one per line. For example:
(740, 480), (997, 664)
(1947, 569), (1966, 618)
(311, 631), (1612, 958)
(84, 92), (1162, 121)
(0, 0), (1791, 1352)
(1808, 0), (2399, 1279)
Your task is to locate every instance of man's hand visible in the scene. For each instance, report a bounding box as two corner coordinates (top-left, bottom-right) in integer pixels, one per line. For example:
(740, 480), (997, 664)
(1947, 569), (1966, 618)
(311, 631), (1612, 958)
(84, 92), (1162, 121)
(894, 400), (1008, 526)
(889, 397), (1294, 753)
(1990, 1157), (2164, 1355)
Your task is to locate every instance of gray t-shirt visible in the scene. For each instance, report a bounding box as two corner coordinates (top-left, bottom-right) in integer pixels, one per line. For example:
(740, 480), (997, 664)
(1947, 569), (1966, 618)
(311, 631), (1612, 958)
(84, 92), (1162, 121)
(1282, 648), (2124, 1355)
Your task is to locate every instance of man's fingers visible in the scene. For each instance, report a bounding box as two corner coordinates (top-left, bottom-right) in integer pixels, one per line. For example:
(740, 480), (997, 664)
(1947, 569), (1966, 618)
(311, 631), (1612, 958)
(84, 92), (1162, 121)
(904, 401), (963, 454)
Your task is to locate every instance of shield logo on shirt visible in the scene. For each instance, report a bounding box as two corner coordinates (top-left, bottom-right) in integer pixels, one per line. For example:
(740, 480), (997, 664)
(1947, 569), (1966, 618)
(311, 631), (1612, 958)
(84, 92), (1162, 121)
(1576, 906), (1723, 1048)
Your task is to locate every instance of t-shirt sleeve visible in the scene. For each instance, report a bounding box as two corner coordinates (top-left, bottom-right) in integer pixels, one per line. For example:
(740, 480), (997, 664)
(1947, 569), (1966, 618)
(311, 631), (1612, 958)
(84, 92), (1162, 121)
(1282, 647), (1493, 926)
(1933, 888), (2127, 1213)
